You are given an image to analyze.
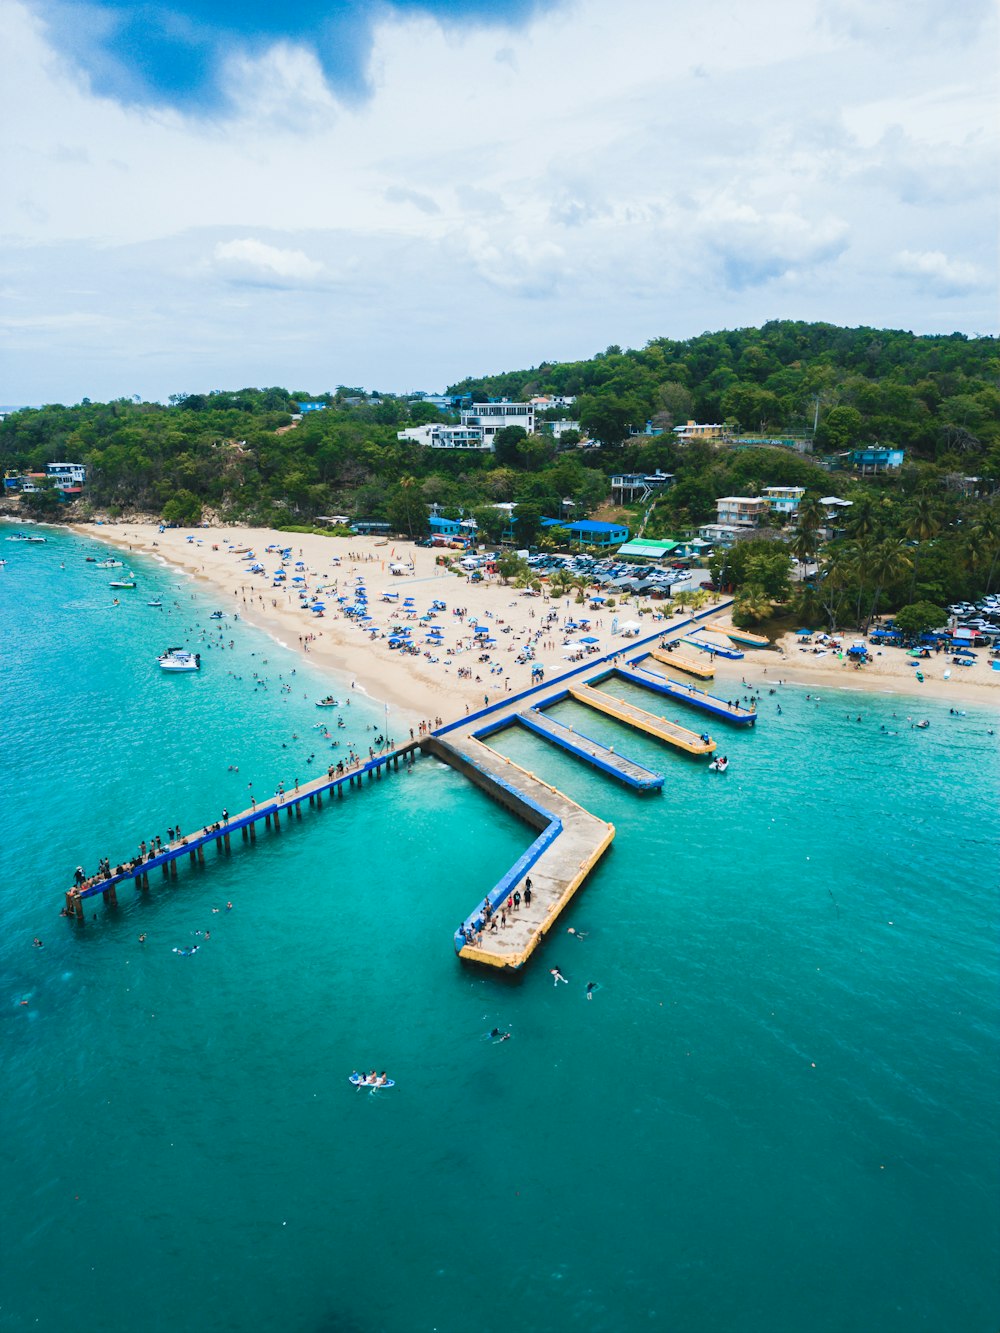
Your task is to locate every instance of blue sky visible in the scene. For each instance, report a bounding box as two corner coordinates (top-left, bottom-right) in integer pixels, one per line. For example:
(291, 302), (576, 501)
(2, 0), (997, 403)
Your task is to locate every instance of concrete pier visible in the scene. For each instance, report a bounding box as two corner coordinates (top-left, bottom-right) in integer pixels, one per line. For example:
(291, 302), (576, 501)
(426, 733), (615, 970)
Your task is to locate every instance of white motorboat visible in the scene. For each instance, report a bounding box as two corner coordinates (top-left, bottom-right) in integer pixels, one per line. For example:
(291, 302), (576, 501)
(96, 559), (124, 568)
(158, 647), (200, 672)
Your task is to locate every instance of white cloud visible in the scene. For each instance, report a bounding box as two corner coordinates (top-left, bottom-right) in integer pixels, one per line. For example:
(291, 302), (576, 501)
(0, 0), (996, 402)
(894, 250), (981, 296)
(212, 238), (329, 287)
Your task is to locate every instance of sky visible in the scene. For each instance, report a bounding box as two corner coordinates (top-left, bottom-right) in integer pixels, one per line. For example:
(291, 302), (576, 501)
(1, 0), (997, 404)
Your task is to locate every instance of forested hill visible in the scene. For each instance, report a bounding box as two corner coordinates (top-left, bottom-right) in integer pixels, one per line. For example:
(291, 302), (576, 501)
(451, 321), (999, 457)
(1, 322), (997, 531)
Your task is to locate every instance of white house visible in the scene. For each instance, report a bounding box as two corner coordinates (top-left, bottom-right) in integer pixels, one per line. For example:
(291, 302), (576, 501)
(459, 402), (535, 442)
(763, 485), (805, 518)
(715, 496), (768, 528)
(396, 424), (490, 451)
(698, 523), (742, 547)
(46, 462), (86, 490)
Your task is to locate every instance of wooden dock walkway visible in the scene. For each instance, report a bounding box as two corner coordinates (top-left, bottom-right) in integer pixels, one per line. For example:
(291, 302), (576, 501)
(704, 621), (770, 648)
(568, 682), (715, 755)
(62, 742), (422, 918)
(424, 734), (615, 970)
(615, 663), (757, 725)
(514, 706), (664, 790)
(649, 646), (715, 678)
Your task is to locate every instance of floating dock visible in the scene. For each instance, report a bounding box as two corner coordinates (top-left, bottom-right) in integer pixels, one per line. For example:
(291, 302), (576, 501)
(428, 733), (615, 970)
(568, 682), (715, 755)
(681, 635), (744, 660)
(649, 646), (715, 678)
(62, 744), (421, 918)
(481, 706), (665, 790)
(705, 621), (770, 648)
(614, 663), (757, 725)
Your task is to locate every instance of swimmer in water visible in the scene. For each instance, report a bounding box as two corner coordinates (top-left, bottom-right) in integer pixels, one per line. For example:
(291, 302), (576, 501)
(551, 967), (568, 986)
(586, 982), (598, 1000)
(172, 946), (199, 955)
(567, 927), (588, 940)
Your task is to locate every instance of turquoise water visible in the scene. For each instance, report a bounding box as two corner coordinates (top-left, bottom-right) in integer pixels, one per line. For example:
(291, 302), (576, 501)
(3, 523), (999, 1333)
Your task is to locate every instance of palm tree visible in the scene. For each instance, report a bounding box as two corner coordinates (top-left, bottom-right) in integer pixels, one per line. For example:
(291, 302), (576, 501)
(733, 584), (774, 625)
(865, 537), (912, 630)
(817, 543), (858, 632)
(796, 494), (826, 533)
(904, 496), (943, 598)
(964, 508), (1000, 593)
(847, 494), (877, 540)
(789, 526), (819, 579)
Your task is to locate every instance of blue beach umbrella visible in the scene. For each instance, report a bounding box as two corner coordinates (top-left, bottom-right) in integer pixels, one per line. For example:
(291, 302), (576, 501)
(795, 628), (813, 636)
(580, 635), (599, 644)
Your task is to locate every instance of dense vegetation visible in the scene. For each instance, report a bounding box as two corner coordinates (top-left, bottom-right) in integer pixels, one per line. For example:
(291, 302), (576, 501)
(3, 321), (998, 630)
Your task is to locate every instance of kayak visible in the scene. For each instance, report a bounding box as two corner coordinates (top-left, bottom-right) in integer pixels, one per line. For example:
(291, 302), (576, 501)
(349, 1074), (395, 1089)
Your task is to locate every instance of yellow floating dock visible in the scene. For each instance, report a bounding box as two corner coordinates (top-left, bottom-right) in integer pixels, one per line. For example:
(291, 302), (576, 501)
(649, 646), (715, 679)
(705, 621), (770, 648)
(569, 683), (715, 755)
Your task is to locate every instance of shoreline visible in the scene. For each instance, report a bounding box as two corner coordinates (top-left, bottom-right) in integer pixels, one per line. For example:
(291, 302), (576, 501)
(65, 521), (1000, 714)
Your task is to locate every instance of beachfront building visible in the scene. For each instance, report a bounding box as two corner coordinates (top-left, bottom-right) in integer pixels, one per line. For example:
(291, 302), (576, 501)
(541, 518), (629, 549)
(698, 523), (742, 548)
(715, 496), (768, 528)
(616, 538), (684, 562)
(397, 423), (491, 450)
(673, 420), (727, 444)
(848, 446), (904, 474)
(763, 485), (805, 519)
(611, 471), (674, 504)
(459, 402), (536, 442)
(47, 462), (87, 493)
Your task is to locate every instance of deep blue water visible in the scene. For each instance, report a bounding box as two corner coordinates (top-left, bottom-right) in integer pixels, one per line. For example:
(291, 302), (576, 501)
(2, 522), (999, 1333)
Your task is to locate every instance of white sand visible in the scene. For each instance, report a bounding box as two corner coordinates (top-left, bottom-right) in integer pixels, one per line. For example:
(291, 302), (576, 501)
(71, 524), (694, 725)
(71, 523), (1000, 716)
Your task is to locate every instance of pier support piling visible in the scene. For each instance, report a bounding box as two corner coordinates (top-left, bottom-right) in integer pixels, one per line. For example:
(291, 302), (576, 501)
(249, 822), (256, 843)
(224, 832), (231, 851)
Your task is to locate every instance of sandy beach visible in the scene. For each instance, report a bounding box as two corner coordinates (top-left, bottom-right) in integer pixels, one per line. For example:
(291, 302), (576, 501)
(68, 523), (697, 725)
(69, 523), (1000, 717)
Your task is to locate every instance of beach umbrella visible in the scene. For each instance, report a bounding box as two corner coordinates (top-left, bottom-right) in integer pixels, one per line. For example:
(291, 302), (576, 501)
(295, 561), (305, 568)
(795, 628), (813, 636)
(580, 635), (599, 644)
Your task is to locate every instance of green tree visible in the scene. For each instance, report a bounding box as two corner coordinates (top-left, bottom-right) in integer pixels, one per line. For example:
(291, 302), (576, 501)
(386, 477), (429, 538)
(162, 489), (202, 525)
(893, 601), (946, 636)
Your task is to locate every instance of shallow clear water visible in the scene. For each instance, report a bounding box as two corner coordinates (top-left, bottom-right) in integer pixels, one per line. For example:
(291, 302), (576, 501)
(2, 523), (999, 1333)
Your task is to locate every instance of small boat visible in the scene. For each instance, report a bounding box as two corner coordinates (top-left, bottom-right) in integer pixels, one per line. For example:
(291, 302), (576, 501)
(315, 696), (341, 708)
(96, 559), (123, 568)
(85, 556), (97, 562)
(349, 1074), (394, 1089)
(109, 579), (136, 589)
(6, 533), (30, 542)
(158, 648), (200, 672)
(708, 756), (729, 772)
(913, 719), (930, 729)
(210, 611), (224, 620)
(28, 535), (48, 543)
(147, 600), (163, 608)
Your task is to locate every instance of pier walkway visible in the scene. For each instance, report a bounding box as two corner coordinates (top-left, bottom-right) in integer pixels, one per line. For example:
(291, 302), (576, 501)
(568, 682), (715, 755)
(649, 646), (715, 678)
(509, 706), (664, 790)
(615, 662), (757, 725)
(63, 742), (421, 918)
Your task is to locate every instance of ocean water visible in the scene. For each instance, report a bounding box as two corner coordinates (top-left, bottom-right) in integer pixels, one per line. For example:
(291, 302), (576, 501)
(2, 522), (999, 1333)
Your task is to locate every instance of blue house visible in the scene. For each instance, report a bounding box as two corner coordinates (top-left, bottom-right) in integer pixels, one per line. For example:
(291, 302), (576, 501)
(849, 447), (904, 473)
(297, 401), (327, 413)
(429, 515), (462, 537)
(541, 518), (630, 549)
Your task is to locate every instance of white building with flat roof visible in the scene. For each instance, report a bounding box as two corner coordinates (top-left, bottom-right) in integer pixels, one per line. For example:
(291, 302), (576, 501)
(460, 402), (535, 442)
(716, 496), (768, 528)
(396, 424), (490, 450)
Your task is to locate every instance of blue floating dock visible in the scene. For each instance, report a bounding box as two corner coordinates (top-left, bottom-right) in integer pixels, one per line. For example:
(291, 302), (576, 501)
(681, 634), (744, 660)
(516, 707), (664, 790)
(608, 662), (758, 726)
